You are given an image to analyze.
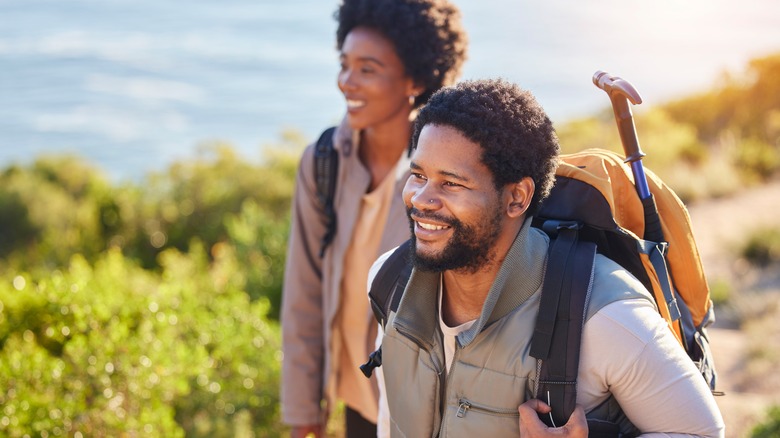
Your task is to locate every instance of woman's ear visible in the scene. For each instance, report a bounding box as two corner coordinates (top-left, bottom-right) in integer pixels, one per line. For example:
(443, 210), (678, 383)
(407, 81), (425, 101)
(506, 177), (535, 218)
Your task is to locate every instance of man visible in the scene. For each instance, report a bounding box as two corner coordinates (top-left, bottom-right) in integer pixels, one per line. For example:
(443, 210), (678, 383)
(371, 79), (725, 437)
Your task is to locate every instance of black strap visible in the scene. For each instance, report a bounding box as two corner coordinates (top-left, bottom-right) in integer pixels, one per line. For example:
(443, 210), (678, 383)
(313, 126), (338, 258)
(368, 240), (413, 328)
(360, 240), (413, 377)
(531, 223), (597, 428)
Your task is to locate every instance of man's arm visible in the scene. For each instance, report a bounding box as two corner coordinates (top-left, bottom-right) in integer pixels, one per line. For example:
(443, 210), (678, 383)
(580, 298), (725, 437)
(280, 144), (330, 428)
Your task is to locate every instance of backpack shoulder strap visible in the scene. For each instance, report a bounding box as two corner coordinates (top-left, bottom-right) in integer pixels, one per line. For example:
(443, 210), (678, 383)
(368, 240), (413, 329)
(530, 222), (597, 428)
(360, 240), (413, 378)
(313, 126), (338, 258)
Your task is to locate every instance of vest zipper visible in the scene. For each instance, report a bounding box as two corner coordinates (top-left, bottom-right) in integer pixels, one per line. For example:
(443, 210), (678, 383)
(455, 398), (520, 418)
(437, 337), (460, 437)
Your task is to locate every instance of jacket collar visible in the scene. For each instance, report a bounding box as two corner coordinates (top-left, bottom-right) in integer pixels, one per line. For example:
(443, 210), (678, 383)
(335, 116), (413, 183)
(393, 217), (550, 350)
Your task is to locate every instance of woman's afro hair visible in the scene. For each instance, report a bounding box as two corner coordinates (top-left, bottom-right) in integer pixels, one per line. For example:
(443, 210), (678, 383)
(335, 0), (468, 107)
(412, 78), (560, 216)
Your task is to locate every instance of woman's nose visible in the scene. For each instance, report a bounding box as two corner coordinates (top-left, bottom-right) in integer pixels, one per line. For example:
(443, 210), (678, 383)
(338, 68), (356, 92)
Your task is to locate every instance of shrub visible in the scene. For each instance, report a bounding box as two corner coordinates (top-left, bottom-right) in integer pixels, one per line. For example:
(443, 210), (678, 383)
(752, 405), (780, 437)
(225, 200), (290, 320)
(740, 227), (780, 267)
(0, 244), (282, 436)
(0, 157), (115, 270)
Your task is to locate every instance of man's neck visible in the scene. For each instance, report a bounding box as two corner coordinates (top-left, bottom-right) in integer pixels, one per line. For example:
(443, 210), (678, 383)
(440, 266), (498, 326)
(439, 218), (525, 327)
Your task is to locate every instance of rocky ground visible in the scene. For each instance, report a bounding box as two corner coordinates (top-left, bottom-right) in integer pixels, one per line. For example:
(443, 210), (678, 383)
(687, 179), (780, 437)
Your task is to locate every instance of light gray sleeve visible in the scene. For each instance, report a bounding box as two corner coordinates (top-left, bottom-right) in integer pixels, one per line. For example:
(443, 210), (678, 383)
(367, 248), (395, 438)
(579, 298), (725, 438)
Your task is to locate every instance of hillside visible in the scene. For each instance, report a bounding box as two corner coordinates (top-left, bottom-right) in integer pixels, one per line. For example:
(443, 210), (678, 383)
(688, 179), (780, 436)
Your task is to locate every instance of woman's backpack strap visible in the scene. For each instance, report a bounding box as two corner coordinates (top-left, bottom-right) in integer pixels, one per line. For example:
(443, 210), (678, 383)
(313, 126), (338, 258)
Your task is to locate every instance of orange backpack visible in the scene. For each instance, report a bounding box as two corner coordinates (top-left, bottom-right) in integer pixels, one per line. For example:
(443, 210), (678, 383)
(536, 148), (716, 382)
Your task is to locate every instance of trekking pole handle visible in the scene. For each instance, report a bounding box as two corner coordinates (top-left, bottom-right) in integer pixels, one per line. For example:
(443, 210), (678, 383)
(592, 71), (646, 165)
(593, 71), (652, 200)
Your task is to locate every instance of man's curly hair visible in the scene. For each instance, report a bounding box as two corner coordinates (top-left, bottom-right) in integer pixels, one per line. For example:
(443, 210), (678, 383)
(411, 78), (560, 216)
(335, 0), (468, 108)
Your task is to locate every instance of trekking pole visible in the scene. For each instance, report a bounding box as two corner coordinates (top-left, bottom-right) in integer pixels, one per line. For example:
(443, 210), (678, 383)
(592, 70), (664, 243)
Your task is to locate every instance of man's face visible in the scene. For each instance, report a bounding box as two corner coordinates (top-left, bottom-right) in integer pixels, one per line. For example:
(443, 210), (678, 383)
(403, 124), (505, 273)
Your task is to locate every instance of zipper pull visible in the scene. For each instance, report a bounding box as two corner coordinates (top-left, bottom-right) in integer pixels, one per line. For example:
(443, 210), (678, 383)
(456, 400), (471, 418)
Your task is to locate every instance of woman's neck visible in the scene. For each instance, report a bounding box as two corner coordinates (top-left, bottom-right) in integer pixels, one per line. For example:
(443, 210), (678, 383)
(358, 115), (414, 191)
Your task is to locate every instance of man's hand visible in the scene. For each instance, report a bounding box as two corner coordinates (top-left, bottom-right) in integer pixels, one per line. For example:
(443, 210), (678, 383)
(290, 424), (324, 438)
(518, 399), (587, 437)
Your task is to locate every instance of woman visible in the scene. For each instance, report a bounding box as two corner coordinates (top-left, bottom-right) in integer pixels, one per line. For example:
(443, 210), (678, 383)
(280, 0), (468, 436)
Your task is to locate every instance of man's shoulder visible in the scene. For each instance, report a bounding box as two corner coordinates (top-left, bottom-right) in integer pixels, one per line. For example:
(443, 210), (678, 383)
(586, 254), (656, 320)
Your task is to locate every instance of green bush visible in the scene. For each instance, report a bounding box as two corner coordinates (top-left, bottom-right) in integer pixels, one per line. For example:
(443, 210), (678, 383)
(0, 137), (302, 320)
(741, 227), (780, 267)
(732, 137), (780, 183)
(751, 405), (780, 437)
(225, 200), (290, 320)
(0, 244), (283, 436)
(114, 142), (299, 272)
(0, 157), (115, 270)
(708, 277), (732, 306)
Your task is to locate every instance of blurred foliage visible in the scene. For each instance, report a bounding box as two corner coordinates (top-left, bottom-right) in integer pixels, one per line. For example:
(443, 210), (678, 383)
(0, 156), (116, 269)
(0, 130), (305, 436)
(558, 53), (780, 203)
(752, 405), (780, 437)
(0, 245), (282, 436)
(740, 226), (780, 267)
(115, 140), (299, 271)
(707, 277), (732, 307)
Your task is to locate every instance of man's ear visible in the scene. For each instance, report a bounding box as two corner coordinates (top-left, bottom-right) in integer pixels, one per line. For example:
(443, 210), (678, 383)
(506, 177), (535, 218)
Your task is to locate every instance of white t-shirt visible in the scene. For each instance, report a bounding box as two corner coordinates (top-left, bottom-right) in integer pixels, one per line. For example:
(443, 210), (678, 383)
(436, 275), (476, 374)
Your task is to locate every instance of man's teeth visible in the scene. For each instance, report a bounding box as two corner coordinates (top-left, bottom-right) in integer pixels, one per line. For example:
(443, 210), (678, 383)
(346, 99), (365, 108)
(418, 221), (448, 231)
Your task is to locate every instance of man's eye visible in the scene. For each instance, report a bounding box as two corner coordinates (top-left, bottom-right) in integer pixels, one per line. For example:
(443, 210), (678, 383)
(444, 181), (462, 188)
(411, 172), (426, 181)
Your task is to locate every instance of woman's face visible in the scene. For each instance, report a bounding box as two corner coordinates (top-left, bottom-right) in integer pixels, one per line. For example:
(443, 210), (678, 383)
(337, 26), (421, 131)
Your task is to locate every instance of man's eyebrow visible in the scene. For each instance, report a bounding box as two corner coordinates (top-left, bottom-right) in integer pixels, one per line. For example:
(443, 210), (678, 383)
(440, 170), (470, 183)
(410, 161), (470, 183)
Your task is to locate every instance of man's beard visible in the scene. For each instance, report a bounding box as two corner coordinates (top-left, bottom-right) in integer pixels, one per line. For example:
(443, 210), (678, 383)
(407, 206), (503, 274)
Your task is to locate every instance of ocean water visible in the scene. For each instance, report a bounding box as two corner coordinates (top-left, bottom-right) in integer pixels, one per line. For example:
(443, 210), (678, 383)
(1, 0), (779, 181)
